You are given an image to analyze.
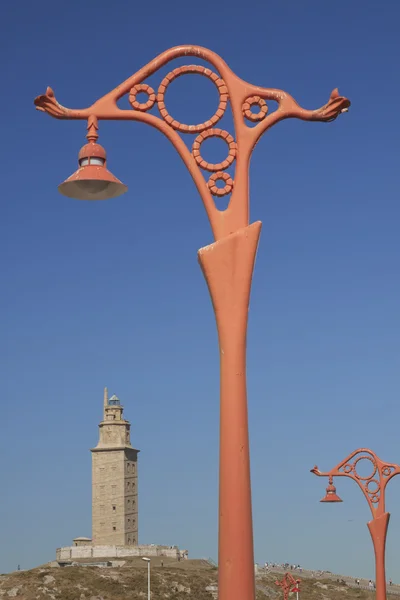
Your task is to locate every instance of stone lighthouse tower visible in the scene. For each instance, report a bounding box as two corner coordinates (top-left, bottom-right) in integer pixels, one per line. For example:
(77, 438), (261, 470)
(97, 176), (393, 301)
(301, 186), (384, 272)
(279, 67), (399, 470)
(91, 388), (139, 546)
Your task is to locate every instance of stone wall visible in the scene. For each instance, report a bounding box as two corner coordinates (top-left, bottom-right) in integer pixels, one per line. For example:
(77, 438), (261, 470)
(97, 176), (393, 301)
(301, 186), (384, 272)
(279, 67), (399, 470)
(56, 545), (188, 561)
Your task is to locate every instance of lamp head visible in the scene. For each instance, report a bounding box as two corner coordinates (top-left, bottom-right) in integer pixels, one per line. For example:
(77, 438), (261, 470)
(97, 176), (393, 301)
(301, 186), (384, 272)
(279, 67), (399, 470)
(142, 557), (150, 562)
(58, 141), (127, 200)
(320, 477), (343, 503)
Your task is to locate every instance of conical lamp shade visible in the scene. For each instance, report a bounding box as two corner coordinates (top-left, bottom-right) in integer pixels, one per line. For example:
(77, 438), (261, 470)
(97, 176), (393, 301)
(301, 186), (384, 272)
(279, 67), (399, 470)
(58, 164), (127, 200)
(320, 483), (343, 503)
(59, 141), (127, 200)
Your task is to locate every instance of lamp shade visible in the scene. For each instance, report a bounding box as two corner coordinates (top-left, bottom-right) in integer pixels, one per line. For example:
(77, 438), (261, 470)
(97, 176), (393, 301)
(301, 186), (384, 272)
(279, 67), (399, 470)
(320, 481), (343, 503)
(58, 142), (127, 200)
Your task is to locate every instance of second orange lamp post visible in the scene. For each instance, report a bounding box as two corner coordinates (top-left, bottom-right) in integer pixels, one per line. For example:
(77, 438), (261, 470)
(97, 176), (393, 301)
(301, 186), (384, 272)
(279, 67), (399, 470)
(312, 448), (400, 600)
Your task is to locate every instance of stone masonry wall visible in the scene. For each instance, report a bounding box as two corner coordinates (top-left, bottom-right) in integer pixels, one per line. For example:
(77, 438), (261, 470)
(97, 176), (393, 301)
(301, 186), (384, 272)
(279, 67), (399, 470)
(56, 545), (187, 561)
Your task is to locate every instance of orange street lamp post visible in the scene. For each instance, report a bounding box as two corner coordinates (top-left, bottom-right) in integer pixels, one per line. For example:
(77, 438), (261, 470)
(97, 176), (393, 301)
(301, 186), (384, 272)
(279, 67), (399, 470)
(311, 449), (400, 600)
(34, 45), (350, 600)
(275, 573), (301, 600)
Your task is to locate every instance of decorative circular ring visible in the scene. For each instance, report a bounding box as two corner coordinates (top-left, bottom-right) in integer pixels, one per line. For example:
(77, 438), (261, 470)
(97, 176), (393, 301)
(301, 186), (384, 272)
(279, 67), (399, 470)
(343, 464), (353, 474)
(353, 455), (377, 481)
(192, 129), (237, 172)
(157, 65), (228, 133)
(129, 84), (156, 111)
(366, 479), (380, 494)
(242, 96), (269, 122)
(371, 494), (380, 504)
(382, 466), (392, 477)
(208, 171), (233, 197)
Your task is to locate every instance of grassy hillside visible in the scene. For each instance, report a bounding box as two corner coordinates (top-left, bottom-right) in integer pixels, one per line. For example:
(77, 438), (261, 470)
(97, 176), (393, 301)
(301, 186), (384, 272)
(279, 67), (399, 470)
(0, 558), (379, 600)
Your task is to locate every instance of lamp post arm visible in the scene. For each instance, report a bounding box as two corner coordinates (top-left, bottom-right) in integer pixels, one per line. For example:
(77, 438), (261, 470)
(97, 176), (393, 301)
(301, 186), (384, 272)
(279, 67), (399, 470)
(33, 46), (233, 117)
(311, 464), (377, 518)
(89, 107), (219, 238)
(34, 45), (350, 241)
(312, 449), (400, 519)
(34, 86), (222, 239)
(384, 464), (400, 483)
(249, 87), (350, 148)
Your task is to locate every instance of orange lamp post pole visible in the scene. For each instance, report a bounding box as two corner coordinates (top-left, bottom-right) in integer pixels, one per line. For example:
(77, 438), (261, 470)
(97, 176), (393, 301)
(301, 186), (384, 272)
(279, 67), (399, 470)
(34, 46), (350, 600)
(311, 449), (400, 600)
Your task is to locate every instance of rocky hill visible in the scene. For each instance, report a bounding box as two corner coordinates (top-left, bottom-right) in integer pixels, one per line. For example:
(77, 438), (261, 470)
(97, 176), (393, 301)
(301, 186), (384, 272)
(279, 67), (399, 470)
(0, 557), (382, 600)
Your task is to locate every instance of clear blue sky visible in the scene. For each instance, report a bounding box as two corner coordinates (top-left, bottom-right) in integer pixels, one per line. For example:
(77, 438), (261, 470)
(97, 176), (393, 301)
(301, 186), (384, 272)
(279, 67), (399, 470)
(2, 0), (400, 581)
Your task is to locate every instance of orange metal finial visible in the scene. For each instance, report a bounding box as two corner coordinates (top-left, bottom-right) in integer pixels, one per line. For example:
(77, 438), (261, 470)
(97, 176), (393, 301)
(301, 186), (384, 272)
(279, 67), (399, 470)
(86, 115), (99, 143)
